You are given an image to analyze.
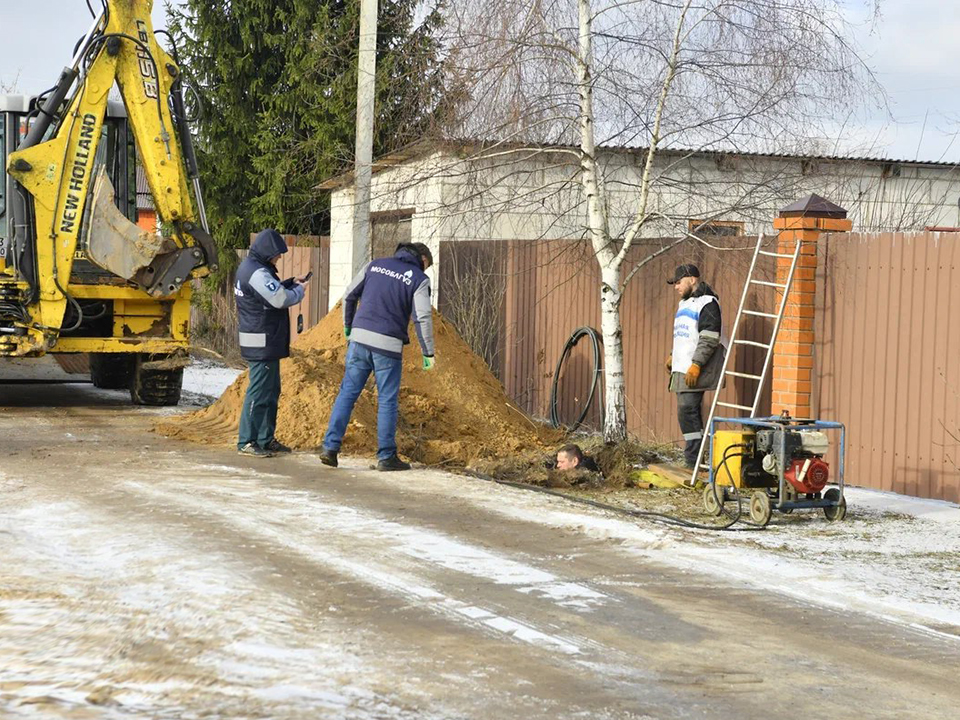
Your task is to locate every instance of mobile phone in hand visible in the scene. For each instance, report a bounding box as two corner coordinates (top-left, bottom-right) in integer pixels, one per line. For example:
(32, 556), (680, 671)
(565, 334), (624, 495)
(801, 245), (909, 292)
(302, 270), (313, 282)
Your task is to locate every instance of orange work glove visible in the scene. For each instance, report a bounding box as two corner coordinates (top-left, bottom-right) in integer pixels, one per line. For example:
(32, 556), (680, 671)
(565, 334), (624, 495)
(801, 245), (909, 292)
(685, 363), (701, 388)
(665, 354), (673, 375)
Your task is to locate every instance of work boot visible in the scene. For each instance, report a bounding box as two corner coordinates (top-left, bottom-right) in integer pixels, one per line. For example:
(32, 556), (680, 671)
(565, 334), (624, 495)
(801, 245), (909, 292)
(238, 442), (273, 458)
(264, 439), (292, 454)
(318, 448), (338, 468)
(377, 455), (411, 472)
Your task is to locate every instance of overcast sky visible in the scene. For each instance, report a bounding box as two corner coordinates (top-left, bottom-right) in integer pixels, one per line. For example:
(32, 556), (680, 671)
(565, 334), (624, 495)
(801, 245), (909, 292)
(1, 0), (957, 162)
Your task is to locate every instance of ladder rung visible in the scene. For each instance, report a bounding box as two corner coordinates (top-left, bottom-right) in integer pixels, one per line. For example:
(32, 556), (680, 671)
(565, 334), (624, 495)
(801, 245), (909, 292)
(750, 279), (788, 289)
(717, 401), (753, 411)
(743, 310), (778, 319)
(725, 370), (763, 380)
(758, 250), (796, 259)
(733, 339), (770, 349)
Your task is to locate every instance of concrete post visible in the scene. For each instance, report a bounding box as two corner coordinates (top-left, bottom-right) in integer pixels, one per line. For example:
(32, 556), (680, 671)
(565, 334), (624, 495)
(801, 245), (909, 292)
(352, 0), (379, 275)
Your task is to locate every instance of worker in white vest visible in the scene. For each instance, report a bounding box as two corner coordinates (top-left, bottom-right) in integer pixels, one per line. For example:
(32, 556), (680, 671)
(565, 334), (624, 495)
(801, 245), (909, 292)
(665, 264), (726, 468)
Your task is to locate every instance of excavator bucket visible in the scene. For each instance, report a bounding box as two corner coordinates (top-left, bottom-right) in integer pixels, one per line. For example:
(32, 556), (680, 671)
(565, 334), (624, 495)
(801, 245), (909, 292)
(85, 167), (175, 283)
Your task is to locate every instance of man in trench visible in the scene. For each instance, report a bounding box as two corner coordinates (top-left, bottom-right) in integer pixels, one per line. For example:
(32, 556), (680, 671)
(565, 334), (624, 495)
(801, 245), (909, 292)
(665, 264), (725, 469)
(555, 444), (601, 474)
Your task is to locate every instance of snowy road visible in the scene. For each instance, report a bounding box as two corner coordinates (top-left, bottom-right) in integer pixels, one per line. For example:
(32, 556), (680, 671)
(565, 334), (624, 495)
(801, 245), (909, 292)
(1, 382), (959, 719)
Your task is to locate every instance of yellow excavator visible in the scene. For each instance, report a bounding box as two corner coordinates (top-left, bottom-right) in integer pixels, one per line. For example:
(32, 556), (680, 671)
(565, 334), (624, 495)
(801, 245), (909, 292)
(0, 0), (217, 404)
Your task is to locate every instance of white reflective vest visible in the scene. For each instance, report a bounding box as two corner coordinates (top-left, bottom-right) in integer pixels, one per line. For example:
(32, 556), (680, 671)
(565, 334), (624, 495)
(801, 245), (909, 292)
(672, 294), (719, 373)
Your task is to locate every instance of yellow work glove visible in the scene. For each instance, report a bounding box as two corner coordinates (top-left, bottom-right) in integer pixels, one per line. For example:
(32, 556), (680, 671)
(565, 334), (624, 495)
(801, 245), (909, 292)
(685, 363), (701, 388)
(422, 356), (435, 371)
(665, 354), (673, 375)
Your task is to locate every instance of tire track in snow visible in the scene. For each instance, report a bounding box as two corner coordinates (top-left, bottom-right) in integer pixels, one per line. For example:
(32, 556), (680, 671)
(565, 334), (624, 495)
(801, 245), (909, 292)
(124, 477), (604, 657)
(186, 467), (611, 610)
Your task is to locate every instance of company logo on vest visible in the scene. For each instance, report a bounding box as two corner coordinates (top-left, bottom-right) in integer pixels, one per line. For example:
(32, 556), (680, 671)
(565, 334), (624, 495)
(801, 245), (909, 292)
(371, 265), (414, 286)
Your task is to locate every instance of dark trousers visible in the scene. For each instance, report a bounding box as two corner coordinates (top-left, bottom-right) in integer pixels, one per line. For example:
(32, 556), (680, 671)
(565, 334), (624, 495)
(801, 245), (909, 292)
(238, 359), (281, 449)
(677, 390), (705, 467)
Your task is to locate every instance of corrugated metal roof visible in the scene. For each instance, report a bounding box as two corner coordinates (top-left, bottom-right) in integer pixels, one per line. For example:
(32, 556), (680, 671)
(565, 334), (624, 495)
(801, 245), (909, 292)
(317, 138), (960, 191)
(595, 139), (959, 167)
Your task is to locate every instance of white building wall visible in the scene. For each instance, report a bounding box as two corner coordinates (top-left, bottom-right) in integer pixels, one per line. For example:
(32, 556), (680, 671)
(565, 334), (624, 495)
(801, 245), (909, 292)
(327, 151), (447, 309)
(328, 147), (960, 306)
(327, 186), (357, 308)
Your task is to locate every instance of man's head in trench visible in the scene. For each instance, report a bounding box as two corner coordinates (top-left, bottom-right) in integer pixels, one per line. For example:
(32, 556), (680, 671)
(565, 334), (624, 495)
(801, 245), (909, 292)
(556, 444), (585, 471)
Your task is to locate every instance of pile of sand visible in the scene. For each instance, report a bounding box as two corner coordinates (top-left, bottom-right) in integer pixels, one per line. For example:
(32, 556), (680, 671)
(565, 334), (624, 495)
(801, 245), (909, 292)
(158, 305), (561, 466)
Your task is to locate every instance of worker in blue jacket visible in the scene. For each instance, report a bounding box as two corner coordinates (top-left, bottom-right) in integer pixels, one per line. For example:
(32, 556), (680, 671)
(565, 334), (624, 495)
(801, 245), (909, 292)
(234, 229), (307, 457)
(319, 242), (436, 471)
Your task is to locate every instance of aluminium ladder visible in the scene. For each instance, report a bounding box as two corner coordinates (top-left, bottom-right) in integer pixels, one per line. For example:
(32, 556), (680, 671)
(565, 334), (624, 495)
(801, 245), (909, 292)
(689, 232), (803, 485)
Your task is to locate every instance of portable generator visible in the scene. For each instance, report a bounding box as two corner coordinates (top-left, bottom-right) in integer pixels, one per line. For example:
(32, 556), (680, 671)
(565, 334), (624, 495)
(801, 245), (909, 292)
(702, 412), (847, 526)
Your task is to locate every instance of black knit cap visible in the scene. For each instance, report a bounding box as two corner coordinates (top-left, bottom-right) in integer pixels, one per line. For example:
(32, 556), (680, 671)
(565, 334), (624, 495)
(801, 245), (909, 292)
(409, 242), (433, 268)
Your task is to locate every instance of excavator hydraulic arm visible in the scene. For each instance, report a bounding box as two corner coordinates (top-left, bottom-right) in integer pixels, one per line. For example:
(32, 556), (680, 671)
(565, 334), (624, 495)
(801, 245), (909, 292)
(3, 0), (217, 356)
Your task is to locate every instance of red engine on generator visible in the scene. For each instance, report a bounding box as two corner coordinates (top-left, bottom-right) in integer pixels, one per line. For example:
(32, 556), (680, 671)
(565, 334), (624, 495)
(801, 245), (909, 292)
(756, 427), (831, 494)
(784, 457), (830, 494)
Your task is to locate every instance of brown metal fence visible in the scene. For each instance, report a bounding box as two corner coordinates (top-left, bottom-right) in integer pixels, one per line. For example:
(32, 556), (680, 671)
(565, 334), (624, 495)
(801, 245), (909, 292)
(440, 237), (778, 440)
(190, 236), (329, 360)
(816, 232), (960, 502)
(440, 232), (960, 502)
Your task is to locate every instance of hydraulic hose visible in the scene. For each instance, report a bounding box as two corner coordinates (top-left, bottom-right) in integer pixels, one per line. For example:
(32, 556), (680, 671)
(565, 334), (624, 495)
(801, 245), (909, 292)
(550, 326), (603, 432)
(464, 443), (761, 533)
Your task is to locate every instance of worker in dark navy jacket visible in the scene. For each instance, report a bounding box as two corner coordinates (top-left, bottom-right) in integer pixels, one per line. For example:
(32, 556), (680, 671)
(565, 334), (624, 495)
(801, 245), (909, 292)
(319, 242), (435, 471)
(234, 229), (307, 457)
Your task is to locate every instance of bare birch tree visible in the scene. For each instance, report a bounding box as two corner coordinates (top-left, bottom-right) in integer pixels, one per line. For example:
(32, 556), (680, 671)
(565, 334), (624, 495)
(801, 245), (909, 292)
(0, 73), (19, 93)
(427, 0), (879, 442)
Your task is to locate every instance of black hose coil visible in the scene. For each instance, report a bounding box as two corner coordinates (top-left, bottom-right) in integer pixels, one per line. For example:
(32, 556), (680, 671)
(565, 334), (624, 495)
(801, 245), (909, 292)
(550, 326), (603, 432)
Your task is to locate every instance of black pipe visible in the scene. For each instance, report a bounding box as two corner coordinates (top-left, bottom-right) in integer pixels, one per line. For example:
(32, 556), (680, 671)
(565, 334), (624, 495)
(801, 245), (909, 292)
(550, 326), (603, 431)
(463, 465), (761, 533)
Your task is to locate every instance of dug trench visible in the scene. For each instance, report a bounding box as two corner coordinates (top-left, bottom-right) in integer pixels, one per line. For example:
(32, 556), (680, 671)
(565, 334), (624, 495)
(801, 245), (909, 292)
(158, 304), (722, 518)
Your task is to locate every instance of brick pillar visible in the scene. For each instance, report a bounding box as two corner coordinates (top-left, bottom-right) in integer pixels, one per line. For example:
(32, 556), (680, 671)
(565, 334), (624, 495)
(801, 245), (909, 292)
(770, 194), (851, 418)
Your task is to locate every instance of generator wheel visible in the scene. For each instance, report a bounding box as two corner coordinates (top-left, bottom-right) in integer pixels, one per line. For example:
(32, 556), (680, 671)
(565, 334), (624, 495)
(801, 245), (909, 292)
(703, 484), (724, 516)
(130, 357), (183, 406)
(749, 491), (772, 527)
(822, 488), (847, 522)
(89, 353), (135, 390)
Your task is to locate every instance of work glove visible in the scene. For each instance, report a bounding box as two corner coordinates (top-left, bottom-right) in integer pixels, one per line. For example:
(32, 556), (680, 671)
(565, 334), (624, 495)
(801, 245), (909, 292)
(422, 356), (435, 371)
(685, 363), (701, 388)
(665, 354), (672, 375)
(344, 326), (351, 339)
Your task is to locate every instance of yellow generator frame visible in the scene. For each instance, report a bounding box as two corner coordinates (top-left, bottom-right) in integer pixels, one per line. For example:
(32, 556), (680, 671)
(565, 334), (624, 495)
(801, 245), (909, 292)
(711, 430), (756, 487)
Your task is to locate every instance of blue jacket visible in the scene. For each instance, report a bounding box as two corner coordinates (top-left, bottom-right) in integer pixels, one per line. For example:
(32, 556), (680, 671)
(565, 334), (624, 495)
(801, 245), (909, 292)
(342, 247), (435, 359)
(234, 229), (305, 362)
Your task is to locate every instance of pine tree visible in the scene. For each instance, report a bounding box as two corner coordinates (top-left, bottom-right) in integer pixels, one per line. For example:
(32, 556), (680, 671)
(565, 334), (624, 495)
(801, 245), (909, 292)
(166, 0), (444, 248)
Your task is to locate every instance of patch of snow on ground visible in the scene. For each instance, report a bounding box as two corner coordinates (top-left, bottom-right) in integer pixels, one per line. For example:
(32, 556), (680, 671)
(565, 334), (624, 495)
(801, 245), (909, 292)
(182, 358), (242, 401)
(351, 464), (960, 635)
(0, 485), (426, 719)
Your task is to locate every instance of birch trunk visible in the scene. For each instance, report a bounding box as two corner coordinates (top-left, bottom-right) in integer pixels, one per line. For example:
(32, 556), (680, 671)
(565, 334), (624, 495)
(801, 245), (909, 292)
(577, 0), (628, 441)
(599, 265), (627, 441)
